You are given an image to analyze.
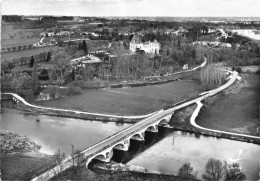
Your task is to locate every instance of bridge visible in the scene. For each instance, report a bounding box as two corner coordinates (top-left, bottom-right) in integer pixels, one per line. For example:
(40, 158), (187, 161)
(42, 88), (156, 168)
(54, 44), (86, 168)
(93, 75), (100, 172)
(18, 70), (249, 181)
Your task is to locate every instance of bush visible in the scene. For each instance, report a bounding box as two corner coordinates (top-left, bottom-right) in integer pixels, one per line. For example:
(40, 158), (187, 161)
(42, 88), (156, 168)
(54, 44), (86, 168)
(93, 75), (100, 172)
(43, 85), (82, 99)
(43, 85), (62, 99)
(69, 79), (109, 89)
(232, 67), (242, 73)
(65, 86), (82, 96)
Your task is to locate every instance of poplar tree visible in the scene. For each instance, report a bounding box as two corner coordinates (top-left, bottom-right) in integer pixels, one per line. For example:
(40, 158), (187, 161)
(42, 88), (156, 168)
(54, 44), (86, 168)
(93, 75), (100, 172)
(29, 56), (35, 67)
(82, 40), (88, 54)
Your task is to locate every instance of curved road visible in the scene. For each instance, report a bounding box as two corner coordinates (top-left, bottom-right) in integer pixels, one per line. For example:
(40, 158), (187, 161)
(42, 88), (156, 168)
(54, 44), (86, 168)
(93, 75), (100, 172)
(30, 69), (260, 181)
(2, 60), (207, 120)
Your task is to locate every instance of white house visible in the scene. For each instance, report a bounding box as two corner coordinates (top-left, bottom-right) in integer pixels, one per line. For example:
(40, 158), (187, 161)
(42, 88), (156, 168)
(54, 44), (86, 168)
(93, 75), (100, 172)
(130, 33), (160, 54)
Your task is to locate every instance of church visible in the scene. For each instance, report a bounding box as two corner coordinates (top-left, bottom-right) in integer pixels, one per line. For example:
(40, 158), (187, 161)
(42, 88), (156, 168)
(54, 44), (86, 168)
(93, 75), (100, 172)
(129, 33), (160, 54)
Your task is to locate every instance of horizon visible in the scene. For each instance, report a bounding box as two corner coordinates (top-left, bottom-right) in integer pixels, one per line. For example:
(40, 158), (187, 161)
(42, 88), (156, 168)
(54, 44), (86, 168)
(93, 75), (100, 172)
(2, 0), (260, 17)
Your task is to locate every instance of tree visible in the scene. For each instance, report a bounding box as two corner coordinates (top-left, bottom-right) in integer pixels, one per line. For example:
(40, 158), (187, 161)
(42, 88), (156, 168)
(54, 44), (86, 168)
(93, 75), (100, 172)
(225, 163), (246, 181)
(178, 162), (196, 179)
(82, 40), (88, 54)
(57, 37), (64, 46)
(46, 52), (51, 62)
(51, 50), (71, 82)
(78, 42), (82, 51)
(192, 49), (196, 60)
(202, 158), (227, 181)
(11, 72), (35, 94)
(177, 39), (182, 50)
(29, 56), (35, 67)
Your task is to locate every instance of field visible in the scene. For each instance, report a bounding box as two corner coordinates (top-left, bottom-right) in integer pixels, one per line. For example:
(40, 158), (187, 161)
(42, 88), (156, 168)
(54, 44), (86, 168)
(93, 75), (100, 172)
(1, 152), (55, 180)
(34, 80), (202, 116)
(1, 23), (43, 49)
(1, 46), (62, 62)
(196, 74), (260, 136)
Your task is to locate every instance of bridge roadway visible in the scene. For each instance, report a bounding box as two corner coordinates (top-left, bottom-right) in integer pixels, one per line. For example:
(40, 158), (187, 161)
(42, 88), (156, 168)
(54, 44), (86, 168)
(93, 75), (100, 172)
(30, 70), (246, 181)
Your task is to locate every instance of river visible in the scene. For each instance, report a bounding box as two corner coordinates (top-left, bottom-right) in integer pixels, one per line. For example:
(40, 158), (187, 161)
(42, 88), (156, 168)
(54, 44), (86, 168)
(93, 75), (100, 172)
(0, 110), (130, 155)
(1, 106), (259, 180)
(125, 129), (260, 180)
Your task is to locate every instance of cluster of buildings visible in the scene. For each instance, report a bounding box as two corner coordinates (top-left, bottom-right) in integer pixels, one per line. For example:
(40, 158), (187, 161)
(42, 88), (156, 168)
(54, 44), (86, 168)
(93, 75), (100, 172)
(192, 41), (232, 48)
(130, 33), (160, 54)
(40, 31), (72, 37)
(70, 54), (102, 65)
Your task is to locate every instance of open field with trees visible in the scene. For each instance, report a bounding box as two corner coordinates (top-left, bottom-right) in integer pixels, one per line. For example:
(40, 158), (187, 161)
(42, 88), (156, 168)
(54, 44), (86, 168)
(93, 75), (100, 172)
(1, 22), (43, 49)
(34, 80), (202, 115)
(1, 46), (62, 63)
(197, 74), (260, 136)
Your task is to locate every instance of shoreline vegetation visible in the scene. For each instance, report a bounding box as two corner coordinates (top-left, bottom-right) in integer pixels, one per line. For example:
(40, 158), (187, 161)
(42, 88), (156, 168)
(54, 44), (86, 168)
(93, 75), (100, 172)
(50, 160), (198, 181)
(0, 131), (57, 180)
(1, 73), (259, 180)
(1, 72), (260, 145)
(0, 131), (41, 154)
(0, 131), (195, 181)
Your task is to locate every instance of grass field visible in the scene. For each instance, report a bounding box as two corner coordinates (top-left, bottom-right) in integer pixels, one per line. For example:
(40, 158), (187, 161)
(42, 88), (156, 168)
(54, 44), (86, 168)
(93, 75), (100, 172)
(1, 23), (43, 49)
(34, 80), (202, 116)
(1, 152), (55, 180)
(196, 74), (260, 136)
(1, 46), (62, 62)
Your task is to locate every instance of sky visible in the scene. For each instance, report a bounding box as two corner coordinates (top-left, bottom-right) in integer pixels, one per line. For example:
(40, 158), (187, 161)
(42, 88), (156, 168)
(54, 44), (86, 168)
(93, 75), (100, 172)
(1, 0), (260, 17)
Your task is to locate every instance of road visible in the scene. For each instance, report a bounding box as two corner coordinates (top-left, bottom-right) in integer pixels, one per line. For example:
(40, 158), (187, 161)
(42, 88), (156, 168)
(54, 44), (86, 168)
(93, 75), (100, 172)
(30, 69), (260, 181)
(3, 60), (207, 120)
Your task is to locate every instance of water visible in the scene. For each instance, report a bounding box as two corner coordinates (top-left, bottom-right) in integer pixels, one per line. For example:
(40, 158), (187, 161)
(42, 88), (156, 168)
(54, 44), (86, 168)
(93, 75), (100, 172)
(126, 130), (260, 180)
(0, 111), (130, 155)
(1, 102), (259, 180)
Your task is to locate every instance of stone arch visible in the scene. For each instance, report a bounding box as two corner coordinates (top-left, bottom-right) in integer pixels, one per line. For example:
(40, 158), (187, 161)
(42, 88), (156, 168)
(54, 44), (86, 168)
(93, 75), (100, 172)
(92, 154), (106, 161)
(113, 139), (130, 151)
(158, 119), (169, 126)
(145, 124), (158, 132)
(130, 132), (145, 141)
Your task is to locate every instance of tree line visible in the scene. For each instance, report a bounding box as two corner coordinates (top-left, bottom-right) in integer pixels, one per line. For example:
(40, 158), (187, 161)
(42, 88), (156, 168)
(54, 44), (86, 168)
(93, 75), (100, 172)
(178, 158), (247, 181)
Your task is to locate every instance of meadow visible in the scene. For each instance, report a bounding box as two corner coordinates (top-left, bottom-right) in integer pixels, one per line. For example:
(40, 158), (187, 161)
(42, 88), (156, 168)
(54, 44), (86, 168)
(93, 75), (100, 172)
(1, 46), (62, 63)
(1, 23), (43, 49)
(34, 80), (202, 116)
(196, 74), (260, 136)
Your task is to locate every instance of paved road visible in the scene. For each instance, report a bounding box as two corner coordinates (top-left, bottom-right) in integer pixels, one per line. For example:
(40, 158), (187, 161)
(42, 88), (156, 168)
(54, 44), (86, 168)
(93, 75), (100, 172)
(191, 101), (260, 139)
(3, 60), (207, 120)
(3, 93), (158, 119)
(31, 70), (257, 181)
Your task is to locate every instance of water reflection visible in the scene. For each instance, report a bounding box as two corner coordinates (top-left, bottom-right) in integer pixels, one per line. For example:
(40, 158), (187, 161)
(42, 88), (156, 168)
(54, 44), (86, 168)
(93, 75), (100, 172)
(1, 111), (130, 155)
(126, 130), (260, 180)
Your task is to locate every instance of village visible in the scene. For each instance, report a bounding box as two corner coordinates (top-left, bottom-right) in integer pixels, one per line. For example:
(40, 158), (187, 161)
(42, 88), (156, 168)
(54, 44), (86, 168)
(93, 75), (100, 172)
(1, 10), (260, 181)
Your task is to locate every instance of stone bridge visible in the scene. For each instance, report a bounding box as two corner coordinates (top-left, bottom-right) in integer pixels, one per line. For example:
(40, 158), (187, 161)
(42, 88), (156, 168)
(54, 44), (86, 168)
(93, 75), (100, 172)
(27, 70), (244, 181)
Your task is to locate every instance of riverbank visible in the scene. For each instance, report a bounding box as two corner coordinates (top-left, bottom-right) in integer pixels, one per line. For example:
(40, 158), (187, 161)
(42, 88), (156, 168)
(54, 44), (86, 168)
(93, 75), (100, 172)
(196, 74), (260, 137)
(0, 131), (41, 154)
(50, 160), (197, 181)
(1, 78), (202, 123)
(169, 102), (260, 145)
(33, 79), (201, 116)
(0, 131), (57, 180)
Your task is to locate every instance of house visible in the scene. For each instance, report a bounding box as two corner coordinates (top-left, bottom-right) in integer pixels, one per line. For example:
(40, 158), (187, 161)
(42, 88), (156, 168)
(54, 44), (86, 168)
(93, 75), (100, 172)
(129, 33), (160, 54)
(70, 54), (102, 65)
(91, 32), (99, 37)
(220, 43), (232, 48)
(183, 64), (188, 70)
(47, 32), (55, 37)
(56, 31), (70, 36)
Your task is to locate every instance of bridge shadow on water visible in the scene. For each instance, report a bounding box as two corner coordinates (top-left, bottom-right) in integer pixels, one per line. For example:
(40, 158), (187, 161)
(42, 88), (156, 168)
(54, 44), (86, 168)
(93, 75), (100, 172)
(111, 126), (173, 164)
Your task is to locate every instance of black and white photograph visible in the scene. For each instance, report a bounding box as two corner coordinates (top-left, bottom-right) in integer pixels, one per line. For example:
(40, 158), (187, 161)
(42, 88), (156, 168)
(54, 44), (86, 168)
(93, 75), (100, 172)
(0, 0), (260, 180)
